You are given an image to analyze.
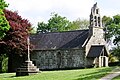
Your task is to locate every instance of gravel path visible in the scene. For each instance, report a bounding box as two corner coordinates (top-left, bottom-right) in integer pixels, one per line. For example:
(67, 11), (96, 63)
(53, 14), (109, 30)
(100, 67), (120, 80)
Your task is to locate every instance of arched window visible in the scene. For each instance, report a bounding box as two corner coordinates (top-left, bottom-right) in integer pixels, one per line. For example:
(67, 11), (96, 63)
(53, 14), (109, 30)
(98, 17), (100, 27)
(94, 16), (97, 26)
(96, 9), (98, 14)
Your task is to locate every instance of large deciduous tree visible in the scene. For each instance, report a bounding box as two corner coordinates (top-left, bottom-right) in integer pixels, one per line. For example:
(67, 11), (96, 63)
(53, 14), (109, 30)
(0, 0), (10, 39)
(37, 13), (70, 33)
(102, 15), (120, 60)
(3, 9), (32, 55)
(2, 9), (32, 72)
(0, 0), (10, 72)
(37, 22), (48, 33)
(47, 13), (70, 32)
(37, 13), (89, 33)
(69, 18), (89, 30)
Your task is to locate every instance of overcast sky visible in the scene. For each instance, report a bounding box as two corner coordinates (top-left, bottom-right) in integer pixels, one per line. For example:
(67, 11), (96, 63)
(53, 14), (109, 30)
(4, 0), (120, 27)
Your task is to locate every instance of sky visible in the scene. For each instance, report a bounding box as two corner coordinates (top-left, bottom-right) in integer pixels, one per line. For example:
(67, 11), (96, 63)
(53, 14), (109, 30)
(4, 0), (120, 27)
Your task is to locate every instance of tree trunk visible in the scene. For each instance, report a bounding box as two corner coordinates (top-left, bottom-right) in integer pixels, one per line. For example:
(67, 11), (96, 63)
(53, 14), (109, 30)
(0, 61), (2, 73)
(8, 54), (12, 72)
(8, 53), (25, 72)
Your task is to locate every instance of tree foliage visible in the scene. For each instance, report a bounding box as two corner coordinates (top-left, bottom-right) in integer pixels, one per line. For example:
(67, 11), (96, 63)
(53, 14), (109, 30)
(37, 13), (70, 33)
(103, 15), (120, 45)
(0, 0), (10, 39)
(0, 0), (8, 10)
(47, 13), (70, 32)
(103, 15), (120, 60)
(0, 0), (10, 73)
(37, 22), (48, 33)
(111, 47), (120, 61)
(37, 13), (89, 33)
(2, 9), (32, 55)
(69, 18), (89, 30)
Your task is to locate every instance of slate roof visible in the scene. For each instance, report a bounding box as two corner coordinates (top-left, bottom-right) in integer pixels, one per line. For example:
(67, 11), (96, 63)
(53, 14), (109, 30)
(30, 30), (89, 50)
(87, 45), (108, 58)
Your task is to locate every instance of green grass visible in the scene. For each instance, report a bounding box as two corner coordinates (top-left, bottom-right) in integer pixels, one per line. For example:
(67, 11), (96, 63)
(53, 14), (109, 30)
(112, 75), (120, 80)
(0, 67), (114, 80)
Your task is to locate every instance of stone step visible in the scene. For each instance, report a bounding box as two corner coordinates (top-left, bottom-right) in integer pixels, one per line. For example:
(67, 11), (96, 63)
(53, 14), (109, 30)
(17, 68), (39, 72)
(21, 63), (35, 67)
(19, 65), (38, 69)
(16, 60), (39, 76)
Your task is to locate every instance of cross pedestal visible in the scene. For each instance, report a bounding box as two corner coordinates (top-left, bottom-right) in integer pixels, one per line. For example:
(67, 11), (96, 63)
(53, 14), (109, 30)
(16, 60), (39, 76)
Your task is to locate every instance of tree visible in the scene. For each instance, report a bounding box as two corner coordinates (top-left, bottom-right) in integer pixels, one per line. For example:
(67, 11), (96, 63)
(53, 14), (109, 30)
(102, 15), (120, 60)
(2, 9), (32, 72)
(0, 0), (10, 73)
(112, 15), (120, 45)
(102, 16), (112, 27)
(69, 18), (89, 30)
(112, 47), (120, 61)
(0, 0), (10, 39)
(3, 9), (32, 55)
(37, 13), (71, 33)
(103, 15), (120, 45)
(37, 13), (89, 33)
(48, 13), (70, 32)
(102, 16), (112, 43)
(37, 22), (48, 33)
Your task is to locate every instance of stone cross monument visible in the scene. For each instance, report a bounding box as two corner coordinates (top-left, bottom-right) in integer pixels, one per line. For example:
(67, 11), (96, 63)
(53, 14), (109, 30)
(16, 36), (39, 76)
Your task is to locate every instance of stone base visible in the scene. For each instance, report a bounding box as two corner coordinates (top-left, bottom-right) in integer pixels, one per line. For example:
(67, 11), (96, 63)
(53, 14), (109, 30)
(16, 60), (39, 76)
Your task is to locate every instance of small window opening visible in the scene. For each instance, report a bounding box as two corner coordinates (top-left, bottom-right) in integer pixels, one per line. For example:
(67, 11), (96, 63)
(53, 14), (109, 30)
(98, 17), (100, 27)
(96, 9), (98, 14)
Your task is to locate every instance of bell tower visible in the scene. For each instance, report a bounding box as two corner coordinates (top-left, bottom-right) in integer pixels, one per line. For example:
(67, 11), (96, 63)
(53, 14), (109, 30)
(85, 3), (109, 68)
(89, 3), (104, 39)
(90, 2), (102, 28)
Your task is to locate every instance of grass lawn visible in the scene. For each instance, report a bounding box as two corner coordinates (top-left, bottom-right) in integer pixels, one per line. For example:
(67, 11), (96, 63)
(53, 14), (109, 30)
(0, 67), (115, 80)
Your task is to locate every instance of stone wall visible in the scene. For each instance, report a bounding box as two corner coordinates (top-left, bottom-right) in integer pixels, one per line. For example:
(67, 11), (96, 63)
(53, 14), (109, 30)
(86, 27), (106, 56)
(31, 49), (85, 70)
(85, 57), (95, 67)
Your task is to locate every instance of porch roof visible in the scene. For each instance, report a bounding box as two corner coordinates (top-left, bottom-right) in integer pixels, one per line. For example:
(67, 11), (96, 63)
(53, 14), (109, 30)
(87, 45), (108, 58)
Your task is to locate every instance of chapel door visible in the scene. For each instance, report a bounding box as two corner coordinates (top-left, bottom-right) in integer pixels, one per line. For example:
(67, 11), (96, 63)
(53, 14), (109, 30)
(99, 47), (106, 67)
(57, 52), (62, 68)
(103, 57), (106, 67)
(100, 56), (106, 67)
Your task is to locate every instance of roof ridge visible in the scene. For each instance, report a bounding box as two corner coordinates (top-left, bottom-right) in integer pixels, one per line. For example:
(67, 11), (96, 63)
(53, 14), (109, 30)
(36, 29), (89, 34)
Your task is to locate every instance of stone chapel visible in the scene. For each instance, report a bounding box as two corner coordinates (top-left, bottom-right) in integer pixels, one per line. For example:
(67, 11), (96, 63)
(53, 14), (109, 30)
(8, 3), (109, 72)
(30, 3), (109, 70)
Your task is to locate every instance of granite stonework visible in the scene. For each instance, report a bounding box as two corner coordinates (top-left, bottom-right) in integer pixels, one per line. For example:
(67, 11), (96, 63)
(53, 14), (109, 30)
(16, 60), (39, 76)
(31, 49), (85, 70)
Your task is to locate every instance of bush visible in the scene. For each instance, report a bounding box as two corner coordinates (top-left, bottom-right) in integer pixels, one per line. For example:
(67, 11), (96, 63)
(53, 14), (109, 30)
(2, 57), (8, 72)
(109, 62), (120, 66)
(109, 54), (119, 62)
